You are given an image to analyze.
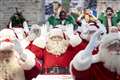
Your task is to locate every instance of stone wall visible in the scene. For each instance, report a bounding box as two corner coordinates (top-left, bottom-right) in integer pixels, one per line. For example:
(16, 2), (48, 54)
(0, 0), (45, 30)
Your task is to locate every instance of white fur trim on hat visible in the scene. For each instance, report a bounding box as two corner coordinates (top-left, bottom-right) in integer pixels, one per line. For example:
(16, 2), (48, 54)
(71, 50), (92, 71)
(0, 41), (14, 50)
(100, 33), (120, 49)
(32, 35), (47, 49)
(69, 34), (82, 47)
(0, 29), (17, 41)
(19, 49), (35, 70)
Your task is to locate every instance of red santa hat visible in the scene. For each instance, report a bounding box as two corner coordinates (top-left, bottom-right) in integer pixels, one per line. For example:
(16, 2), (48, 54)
(0, 39), (14, 50)
(0, 29), (16, 50)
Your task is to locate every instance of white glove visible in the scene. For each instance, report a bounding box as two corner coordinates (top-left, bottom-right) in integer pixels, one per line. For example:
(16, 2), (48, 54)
(13, 39), (36, 70)
(12, 39), (27, 60)
(71, 29), (105, 71)
(65, 24), (82, 47)
(72, 50), (92, 71)
(23, 21), (29, 33)
(26, 24), (41, 41)
(40, 24), (48, 36)
(85, 28), (105, 53)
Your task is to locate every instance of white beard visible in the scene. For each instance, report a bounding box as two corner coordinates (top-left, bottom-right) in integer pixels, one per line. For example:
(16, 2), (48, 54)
(99, 48), (120, 75)
(46, 39), (69, 56)
(0, 50), (25, 80)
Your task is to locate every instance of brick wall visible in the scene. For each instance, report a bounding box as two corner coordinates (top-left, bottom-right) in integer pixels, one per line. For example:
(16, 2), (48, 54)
(0, 0), (45, 30)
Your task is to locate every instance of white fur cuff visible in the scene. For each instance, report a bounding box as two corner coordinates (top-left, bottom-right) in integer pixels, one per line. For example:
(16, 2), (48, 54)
(72, 51), (92, 71)
(69, 34), (82, 47)
(20, 49), (36, 70)
(33, 36), (46, 49)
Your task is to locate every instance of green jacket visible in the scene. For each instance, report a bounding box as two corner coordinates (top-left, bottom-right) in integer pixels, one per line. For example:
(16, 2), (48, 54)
(48, 15), (77, 30)
(47, 16), (60, 27)
(98, 13), (120, 27)
(10, 15), (25, 27)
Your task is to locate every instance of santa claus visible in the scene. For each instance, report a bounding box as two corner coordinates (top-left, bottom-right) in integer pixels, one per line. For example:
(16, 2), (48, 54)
(70, 30), (120, 80)
(0, 28), (42, 80)
(25, 26), (85, 74)
(25, 20), (105, 75)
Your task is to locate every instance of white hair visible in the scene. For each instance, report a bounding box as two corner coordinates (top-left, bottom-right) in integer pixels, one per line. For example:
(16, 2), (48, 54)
(46, 37), (69, 56)
(99, 33), (120, 74)
(99, 47), (120, 75)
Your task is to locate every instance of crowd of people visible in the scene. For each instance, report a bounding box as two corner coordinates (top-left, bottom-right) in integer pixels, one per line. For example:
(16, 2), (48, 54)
(0, 1), (120, 80)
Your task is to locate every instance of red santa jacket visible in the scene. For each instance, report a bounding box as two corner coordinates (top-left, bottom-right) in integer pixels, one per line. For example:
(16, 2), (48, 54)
(26, 36), (89, 74)
(21, 40), (44, 80)
(72, 62), (120, 80)
(24, 59), (42, 80)
(16, 47), (42, 80)
(71, 47), (120, 80)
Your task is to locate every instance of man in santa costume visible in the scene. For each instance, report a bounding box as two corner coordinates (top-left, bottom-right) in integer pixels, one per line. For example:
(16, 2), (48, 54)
(0, 28), (42, 80)
(70, 28), (120, 80)
(25, 20), (104, 74)
(25, 26), (85, 74)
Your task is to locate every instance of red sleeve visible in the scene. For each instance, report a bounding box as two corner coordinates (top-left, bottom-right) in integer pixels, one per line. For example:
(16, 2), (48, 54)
(26, 42), (44, 59)
(24, 58), (42, 80)
(72, 40), (88, 54)
(71, 65), (92, 80)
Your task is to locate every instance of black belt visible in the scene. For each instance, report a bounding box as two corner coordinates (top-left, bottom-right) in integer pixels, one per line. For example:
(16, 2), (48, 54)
(44, 67), (69, 74)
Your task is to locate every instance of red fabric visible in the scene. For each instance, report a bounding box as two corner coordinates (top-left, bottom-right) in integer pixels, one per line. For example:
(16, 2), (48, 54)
(23, 42), (43, 80)
(23, 39), (89, 80)
(71, 51), (120, 80)
(72, 62), (120, 80)
(26, 43), (44, 59)
(27, 40), (88, 71)
(24, 59), (42, 80)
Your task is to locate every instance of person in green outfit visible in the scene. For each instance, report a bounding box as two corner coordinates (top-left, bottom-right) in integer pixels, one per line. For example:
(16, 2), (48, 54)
(48, 10), (77, 30)
(47, 1), (62, 26)
(7, 8), (29, 39)
(98, 7), (120, 33)
(8, 8), (29, 33)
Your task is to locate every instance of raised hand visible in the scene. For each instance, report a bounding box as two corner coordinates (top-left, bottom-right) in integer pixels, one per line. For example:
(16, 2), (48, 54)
(26, 24), (41, 41)
(40, 24), (48, 36)
(12, 39), (27, 60)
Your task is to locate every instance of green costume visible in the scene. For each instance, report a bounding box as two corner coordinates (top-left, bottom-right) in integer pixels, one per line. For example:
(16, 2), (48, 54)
(116, 10), (120, 22)
(9, 13), (25, 28)
(47, 15), (60, 27)
(47, 15), (77, 30)
(98, 13), (120, 27)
